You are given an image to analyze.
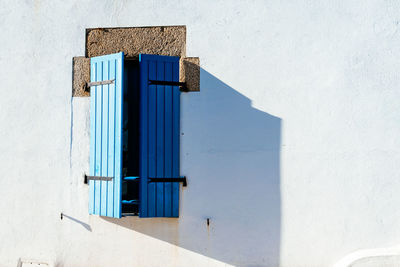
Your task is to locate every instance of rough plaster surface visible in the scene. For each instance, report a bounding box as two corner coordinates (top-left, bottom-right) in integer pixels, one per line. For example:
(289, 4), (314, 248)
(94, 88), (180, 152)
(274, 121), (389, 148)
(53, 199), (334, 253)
(86, 26), (186, 58)
(72, 57), (90, 97)
(2, 1), (400, 267)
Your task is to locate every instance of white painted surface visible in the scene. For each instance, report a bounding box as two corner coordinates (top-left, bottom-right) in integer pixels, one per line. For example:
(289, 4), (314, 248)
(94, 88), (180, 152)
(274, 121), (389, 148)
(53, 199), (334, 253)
(1, 1), (400, 266)
(333, 245), (400, 267)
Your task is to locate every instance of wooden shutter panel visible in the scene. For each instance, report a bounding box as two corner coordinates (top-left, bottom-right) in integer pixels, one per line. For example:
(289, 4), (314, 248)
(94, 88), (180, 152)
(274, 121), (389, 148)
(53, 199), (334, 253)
(89, 52), (124, 218)
(139, 54), (181, 217)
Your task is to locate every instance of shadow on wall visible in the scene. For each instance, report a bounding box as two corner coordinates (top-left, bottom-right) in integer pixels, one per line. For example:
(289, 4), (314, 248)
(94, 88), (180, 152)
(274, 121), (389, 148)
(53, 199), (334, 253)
(103, 68), (281, 267)
(61, 213), (92, 232)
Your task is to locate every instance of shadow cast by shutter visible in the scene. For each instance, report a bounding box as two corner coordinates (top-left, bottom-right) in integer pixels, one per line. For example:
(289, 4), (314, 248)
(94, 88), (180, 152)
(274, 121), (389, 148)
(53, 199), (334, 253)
(103, 67), (281, 267)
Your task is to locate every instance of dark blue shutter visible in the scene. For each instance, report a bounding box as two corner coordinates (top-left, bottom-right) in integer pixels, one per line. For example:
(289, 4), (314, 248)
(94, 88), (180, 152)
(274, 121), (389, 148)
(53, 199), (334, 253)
(139, 54), (181, 217)
(89, 52), (124, 218)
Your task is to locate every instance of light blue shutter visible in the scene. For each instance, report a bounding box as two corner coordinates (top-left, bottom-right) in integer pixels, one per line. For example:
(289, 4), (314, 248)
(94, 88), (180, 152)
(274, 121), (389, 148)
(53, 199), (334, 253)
(139, 54), (181, 217)
(89, 52), (124, 218)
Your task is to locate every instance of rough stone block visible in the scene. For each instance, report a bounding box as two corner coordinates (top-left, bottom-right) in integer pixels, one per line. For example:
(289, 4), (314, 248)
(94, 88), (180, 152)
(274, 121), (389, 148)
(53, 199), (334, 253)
(86, 26), (186, 58)
(181, 57), (200, 92)
(73, 26), (199, 97)
(72, 57), (90, 97)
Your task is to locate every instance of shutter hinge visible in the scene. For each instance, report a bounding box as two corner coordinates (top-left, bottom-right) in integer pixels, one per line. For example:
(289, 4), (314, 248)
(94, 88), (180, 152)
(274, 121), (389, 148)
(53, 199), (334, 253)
(148, 80), (188, 92)
(85, 79), (115, 91)
(148, 176), (187, 187)
(84, 175), (187, 186)
(123, 176), (187, 187)
(84, 175), (113, 184)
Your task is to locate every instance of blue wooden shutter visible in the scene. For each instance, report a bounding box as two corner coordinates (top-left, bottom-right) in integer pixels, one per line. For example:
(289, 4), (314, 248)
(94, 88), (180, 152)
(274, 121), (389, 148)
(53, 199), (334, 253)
(139, 54), (181, 217)
(89, 52), (124, 218)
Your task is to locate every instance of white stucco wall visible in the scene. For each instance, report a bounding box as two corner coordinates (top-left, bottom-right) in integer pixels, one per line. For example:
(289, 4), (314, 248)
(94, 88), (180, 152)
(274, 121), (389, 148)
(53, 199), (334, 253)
(1, 1), (400, 266)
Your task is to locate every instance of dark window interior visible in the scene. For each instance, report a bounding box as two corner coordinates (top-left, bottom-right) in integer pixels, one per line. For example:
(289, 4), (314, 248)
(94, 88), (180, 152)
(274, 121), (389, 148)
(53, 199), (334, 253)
(122, 59), (140, 216)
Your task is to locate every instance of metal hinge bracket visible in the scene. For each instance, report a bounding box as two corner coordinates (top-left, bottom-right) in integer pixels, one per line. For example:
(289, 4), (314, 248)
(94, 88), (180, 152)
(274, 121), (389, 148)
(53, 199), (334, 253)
(148, 176), (187, 187)
(148, 80), (188, 92)
(85, 79), (115, 91)
(84, 175), (113, 184)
